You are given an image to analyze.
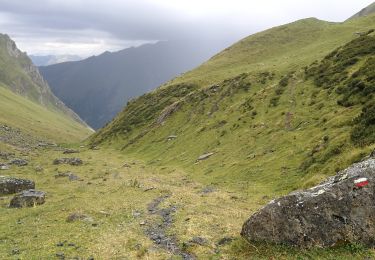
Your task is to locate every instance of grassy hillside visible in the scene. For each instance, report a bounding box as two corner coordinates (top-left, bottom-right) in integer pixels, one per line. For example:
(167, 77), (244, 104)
(168, 15), (375, 86)
(349, 2), (375, 20)
(91, 15), (375, 194)
(1, 13), (375, 260)
(0, 85), (92, 143)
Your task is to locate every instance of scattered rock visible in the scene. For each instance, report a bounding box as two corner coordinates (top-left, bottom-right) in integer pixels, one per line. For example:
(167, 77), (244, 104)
(122, 163), (131, 168)
(199, 186), (215, 194)
(9, 158), (28, 166)
(0, 151), (14, 160)
(53, 158), (83, 166)
(241, 157), (375, 247)
(11, 248), (20, 255)
(99, 210), (110, 216)
(55, 172), (79, 181)
(63, 149), (80, 154)
(217, 237), (234, 246)
(9, 189), (46, 208)
(67, 212), (93, 223)
(56, 252), (65, 259)
(140, 221), (146, 226)
(156, 101), (181, 125)
(34, 165), (43, 172)
(188, 237), (208, 246)
(167, 135), (177, 141)
(196, 152), (214, 161)
(0, 163), (9, 170)
(0, 176), (35, 195)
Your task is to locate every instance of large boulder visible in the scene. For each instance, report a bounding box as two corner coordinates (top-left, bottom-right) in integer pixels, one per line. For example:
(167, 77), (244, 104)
(241, 157), (375, 247)
(9, 189), (46, 208)
(0, 176), (35, 195)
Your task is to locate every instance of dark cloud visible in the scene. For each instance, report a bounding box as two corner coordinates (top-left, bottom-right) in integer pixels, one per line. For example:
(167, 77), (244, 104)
(0, 0), (373, 56)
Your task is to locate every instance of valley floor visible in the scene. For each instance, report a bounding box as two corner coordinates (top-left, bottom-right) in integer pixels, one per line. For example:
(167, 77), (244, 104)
(0, 143), (374, 259)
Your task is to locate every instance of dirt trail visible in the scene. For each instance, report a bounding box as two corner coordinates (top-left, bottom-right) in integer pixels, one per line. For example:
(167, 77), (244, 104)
(145, 195), (196, 260)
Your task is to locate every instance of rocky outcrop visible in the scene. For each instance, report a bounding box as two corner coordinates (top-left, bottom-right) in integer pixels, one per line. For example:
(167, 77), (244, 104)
(0, 176), (35, 195)
(53, 158), (83, 166)
(241, 156), (375, 247)
(9, 189), (46, 208)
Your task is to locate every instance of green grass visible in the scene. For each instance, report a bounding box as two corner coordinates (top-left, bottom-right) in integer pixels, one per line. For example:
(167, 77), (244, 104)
(0, 85), (92, 143)
(0, 145), (373, 259)
(1, 14), (375, 260)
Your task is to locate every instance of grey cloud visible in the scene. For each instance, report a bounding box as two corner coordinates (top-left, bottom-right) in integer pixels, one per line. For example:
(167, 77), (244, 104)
(0, 0), (373, 56)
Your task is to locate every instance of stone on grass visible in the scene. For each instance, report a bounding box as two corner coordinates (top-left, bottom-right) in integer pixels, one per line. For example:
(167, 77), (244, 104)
(63, 149), (79, 154)
(241, 157), (375, 247)
(9, 189), (46, 208)
(66, 212), (93, 223)
(0, 176), (35, 195)
(0, 163), (9, 170)
(53, 158), (83, 166)
(196, 152), (214, 161)
(9, 158), (28, 166)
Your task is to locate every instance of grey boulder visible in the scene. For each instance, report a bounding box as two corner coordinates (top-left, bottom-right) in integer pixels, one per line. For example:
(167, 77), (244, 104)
(9, 189), (46, 208)
(241, 157), (375, 247)
(53, 158), (83, 166)
(0, 176), (35, 195)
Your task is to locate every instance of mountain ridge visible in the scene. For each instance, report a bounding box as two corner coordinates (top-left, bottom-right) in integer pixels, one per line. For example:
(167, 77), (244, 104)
(0, 33), (90, 128)
(40, 40), (223, 129)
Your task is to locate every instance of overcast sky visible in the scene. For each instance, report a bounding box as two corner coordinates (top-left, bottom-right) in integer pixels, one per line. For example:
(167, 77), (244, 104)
(0, 0), (372, 57)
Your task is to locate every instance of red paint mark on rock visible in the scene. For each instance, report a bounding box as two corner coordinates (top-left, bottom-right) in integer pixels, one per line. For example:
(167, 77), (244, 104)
(354, 178), (369, 188)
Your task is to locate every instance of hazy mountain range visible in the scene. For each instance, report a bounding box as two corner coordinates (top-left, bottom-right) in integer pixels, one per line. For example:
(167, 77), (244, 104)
(40, 40), (223, 129)
(30, 54), (82, 66)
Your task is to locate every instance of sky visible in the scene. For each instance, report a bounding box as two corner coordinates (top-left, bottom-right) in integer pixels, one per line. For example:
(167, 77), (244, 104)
(0, 0), (373, 57)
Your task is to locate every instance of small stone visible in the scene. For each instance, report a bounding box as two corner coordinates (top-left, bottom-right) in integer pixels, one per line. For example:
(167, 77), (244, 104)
(11, 248), (20, 255)
(196, 152), (214, 161)
(139, 221), (146, 225)
(53, 158), (83, 166)
(56, 242), (64, 247)
(217, 237), (234, 246)
(0, 164), (9, 170)
(66, 212), (93, 223)
(9, 158), (28, 166)
(35, 165), (43, 172)
(63, 149), (80, 154)
(189, 236), (208, 246)
(56, 252), (65, 259)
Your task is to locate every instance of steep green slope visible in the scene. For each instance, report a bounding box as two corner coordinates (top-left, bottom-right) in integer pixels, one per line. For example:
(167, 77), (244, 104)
(0, 85), (92, 143)
(0, 34), (88, 126)
(91, 15), (375, 193)
(349, 2), (375, 20)
(168, 15), (375, 86)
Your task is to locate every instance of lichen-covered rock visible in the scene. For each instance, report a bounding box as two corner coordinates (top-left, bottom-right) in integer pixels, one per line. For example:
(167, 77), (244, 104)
(9, 189), (46, 208)
(241, 157), (375, 247)
(63, 149), (79, 154)
(0, 176), (35, 195)
(9, 158), (28, 166)
(53, 158), (82, 166)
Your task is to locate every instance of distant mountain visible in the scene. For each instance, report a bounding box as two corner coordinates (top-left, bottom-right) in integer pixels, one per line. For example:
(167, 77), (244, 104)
(0, 33), (89, 128)
(349, 2), (375, 19)
(30, 54), (82, 66)
(40, 40), (220, 129)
